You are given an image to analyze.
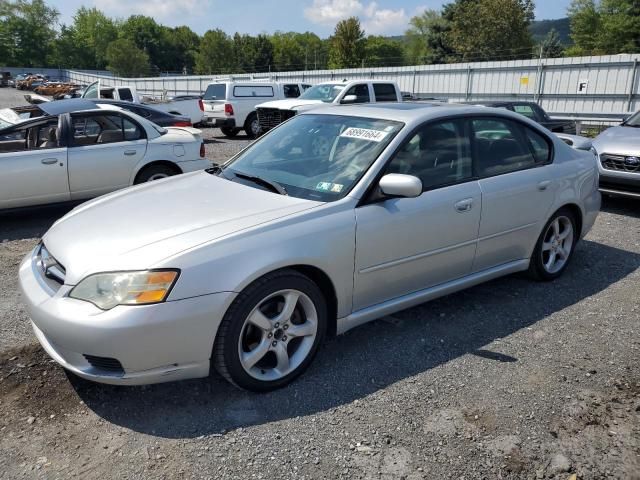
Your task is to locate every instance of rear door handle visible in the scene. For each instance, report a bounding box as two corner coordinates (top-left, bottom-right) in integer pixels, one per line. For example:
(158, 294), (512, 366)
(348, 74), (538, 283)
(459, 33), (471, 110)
(454, 198), (474, 212)
(41, 158), (57, 165)
(538, 180), (551, 191)
(124, 150), (137, 156)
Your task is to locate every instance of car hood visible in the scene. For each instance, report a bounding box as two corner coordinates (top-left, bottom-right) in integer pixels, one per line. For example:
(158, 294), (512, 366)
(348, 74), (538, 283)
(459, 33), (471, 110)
(43, 172), (322, 284)
(257, 99), (326, 110)
(593, 126), (640, 155)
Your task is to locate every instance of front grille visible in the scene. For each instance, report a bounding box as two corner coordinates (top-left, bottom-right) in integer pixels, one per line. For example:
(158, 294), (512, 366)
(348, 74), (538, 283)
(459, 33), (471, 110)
(257, 108), (296, 131)
(600, 153), (640, 173)
(83, 355), (125, 374)
(37, 244), (66, 290)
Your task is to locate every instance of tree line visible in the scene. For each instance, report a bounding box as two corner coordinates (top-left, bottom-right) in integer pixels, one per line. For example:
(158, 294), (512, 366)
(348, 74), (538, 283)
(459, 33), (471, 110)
(0, 0), (638, 78)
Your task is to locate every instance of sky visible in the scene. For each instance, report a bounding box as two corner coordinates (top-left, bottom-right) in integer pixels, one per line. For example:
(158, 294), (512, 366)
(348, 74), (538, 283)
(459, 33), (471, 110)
(49, 0), (572, 37)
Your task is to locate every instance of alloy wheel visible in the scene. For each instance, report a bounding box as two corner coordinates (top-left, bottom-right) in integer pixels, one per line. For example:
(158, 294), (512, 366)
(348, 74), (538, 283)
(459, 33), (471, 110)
(541, 216), (574, 274)
(237, 289), (318, 381)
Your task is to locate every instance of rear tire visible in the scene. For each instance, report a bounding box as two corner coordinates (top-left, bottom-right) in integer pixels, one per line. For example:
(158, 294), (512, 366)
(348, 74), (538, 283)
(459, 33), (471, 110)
(528, 207), (578, 281)
(135, 164), (180, 184)
(220, 127), (240, 138)
(213, 269), (327, 392)
(244, 112), (261, 139)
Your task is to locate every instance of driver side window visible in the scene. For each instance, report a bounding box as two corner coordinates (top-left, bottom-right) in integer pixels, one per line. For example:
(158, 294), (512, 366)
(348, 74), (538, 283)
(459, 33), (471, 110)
(386, 119), (472, 191)
(343, 84), (370, 103)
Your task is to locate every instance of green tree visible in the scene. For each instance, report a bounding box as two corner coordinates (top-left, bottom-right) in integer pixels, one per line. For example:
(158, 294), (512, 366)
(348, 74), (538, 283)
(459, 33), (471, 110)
(106, 37), (150, 77)
(598, 0), (640, 53)
(271, 32), (305, 70)
(448, 0), (534, 61)
(328, 16), (365, 69)
(194, 29), (235, 74)
(364, 36), (405, 66)
(232, 33), (274, 72)
(567, 0), (602, 54)
(2, 0), (58, 67)
(538, 28), (564, 57)
(71, 7), (118, 69)
(170, 25), (200, 73)
(404, 9), (454, 64)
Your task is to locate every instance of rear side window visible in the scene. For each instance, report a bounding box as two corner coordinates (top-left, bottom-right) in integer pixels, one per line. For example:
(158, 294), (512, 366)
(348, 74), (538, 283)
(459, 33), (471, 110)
(283, 84), (301, 98)
(373, 84), (397, 102)
(71, 114), (143, 146)
(512, 104), (536, 120)
(524, 127), (551, 164)
(472, 118), (539, 177)
(233, 86), (274, 98)
(118, 88), (133, 102)
(203, 84), (226, 100)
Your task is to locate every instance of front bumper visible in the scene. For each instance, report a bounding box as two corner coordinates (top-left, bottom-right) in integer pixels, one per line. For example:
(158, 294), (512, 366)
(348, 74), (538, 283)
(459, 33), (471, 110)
(19, 246), (236, 385)
(598, 170), (640, 199)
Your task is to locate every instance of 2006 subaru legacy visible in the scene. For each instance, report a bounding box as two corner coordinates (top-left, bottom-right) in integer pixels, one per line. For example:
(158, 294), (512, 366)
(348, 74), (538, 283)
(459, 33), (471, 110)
(19, 103), (601, 391)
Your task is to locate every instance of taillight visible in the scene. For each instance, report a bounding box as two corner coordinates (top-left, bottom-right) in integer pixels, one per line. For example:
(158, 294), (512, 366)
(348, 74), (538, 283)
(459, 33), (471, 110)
(200, 142), (205, 158)
(224, 104), (234, 116)
(198, 99), (204, 111)
(172, 121), (192, 127)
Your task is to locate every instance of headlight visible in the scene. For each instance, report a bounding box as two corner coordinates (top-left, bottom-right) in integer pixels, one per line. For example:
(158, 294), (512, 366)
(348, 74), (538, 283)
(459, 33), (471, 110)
(69, 270), (179, 310)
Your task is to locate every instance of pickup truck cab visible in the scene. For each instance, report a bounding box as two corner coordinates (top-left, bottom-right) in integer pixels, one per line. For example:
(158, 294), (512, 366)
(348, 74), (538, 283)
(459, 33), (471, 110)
(81, 81), (206, 126)
(201, 81), (311, 138)
(256, 80), (402, 133)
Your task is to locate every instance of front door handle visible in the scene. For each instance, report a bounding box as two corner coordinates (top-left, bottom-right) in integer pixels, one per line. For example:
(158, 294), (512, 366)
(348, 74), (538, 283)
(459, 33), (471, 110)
(124, 150), (137, 156)
(454, 198), (474, 212)
(538, 180), (551, 191)
(41, 158), (57, 165)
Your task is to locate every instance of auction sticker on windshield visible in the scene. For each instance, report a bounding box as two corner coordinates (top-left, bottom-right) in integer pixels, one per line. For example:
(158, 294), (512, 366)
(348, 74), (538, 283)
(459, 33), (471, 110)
(340, 127), (389, 142)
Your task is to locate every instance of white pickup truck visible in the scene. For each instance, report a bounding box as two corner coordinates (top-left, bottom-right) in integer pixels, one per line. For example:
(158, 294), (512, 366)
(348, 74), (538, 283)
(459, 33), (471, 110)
(81, 81), (206, 126)
(201, 81), (311, 138)
(256, 80), (403, 133)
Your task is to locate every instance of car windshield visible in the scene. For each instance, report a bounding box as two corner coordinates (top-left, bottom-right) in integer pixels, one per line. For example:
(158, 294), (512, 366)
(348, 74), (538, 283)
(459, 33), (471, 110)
(298, 84), (346, 103)
(222, 114), (403, 201)
(624, 111), (640, 127)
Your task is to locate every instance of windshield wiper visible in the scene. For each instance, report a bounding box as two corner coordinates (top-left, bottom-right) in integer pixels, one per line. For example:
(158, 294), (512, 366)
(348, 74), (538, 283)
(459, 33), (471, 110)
(206, 165), (224, 175)
(233, 172), (288, 195)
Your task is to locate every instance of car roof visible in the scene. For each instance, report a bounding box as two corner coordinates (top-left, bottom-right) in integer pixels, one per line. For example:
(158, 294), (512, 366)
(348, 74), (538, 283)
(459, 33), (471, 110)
(305, 101), (540, 126)
(39, 99), (101, 116)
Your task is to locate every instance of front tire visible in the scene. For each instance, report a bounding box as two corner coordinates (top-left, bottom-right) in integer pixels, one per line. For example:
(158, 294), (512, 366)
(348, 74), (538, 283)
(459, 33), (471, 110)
(244, 112), (261, 139)
(528, 208), (578, 281)
(213, 269), (327, 392)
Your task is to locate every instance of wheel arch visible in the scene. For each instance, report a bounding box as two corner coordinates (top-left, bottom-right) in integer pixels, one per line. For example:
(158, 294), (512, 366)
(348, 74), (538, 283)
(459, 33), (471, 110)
(133, 160), (182, 184)
(561, 203), (583, 237)
(229, 264), (339, 338)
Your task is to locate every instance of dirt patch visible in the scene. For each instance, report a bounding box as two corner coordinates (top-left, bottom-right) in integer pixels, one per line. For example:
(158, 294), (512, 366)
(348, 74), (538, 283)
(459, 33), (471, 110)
(0, 344), (83, 425)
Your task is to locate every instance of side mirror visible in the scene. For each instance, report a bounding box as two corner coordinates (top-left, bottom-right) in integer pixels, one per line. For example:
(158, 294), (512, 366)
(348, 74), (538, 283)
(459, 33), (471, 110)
(341, 94), (357, 104)
(379, 174), (422, 198)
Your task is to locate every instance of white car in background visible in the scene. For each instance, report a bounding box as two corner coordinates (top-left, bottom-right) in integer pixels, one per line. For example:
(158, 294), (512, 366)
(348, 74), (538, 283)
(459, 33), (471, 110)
(0, 99), (210, 210)
(201, 81), (312, 138)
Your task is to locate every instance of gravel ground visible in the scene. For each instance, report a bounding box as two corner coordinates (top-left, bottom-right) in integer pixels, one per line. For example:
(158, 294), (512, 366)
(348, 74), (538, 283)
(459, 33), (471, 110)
(1, 88), (639, 479)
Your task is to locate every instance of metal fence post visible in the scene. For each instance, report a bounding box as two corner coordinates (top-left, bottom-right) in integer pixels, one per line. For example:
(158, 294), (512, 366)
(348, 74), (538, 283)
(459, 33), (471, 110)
(465, 66), (472, 101)
(628, 59), (638, 112)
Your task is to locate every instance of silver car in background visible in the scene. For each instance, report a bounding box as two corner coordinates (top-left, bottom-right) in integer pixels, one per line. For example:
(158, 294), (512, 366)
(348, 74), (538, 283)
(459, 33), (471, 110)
(19, 103), (600, 391)
(592, 110), (640, 199)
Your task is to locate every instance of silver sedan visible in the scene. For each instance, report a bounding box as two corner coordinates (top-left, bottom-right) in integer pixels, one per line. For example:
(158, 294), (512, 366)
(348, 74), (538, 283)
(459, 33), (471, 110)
(592, 110), (640, 199)
(19, 103), (601, 391)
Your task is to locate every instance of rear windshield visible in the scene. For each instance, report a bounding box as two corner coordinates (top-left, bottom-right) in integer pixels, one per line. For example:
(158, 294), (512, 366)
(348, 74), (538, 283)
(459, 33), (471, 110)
(204, 84), (227, 100)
